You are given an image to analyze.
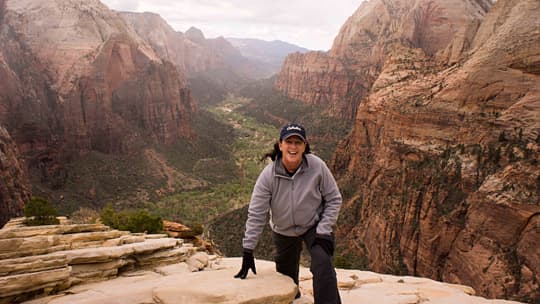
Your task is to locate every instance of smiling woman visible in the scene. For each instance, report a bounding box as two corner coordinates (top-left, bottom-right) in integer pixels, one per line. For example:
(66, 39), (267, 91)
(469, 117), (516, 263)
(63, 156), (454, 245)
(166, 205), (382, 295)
(99, 0), (364, 50)
(278, 124), (307, 173)
(235, 122), (343, 302)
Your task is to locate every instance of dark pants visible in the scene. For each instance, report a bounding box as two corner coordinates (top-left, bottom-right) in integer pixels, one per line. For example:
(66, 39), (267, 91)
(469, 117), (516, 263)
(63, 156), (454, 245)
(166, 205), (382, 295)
(272, 227), (341, 304)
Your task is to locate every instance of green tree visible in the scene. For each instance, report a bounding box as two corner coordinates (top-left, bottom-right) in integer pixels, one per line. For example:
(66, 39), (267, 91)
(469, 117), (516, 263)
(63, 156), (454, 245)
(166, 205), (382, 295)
(24, 197), (60, 226)
(100, 204), (163, 234)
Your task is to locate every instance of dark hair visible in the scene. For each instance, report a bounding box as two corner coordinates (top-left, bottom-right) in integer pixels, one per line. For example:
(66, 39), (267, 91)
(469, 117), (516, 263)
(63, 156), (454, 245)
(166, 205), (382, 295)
(261, 141), (311, 162)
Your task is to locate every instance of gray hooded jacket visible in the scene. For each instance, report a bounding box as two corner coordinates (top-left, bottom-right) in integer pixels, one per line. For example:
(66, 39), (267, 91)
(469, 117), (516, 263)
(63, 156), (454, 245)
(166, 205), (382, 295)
(242, 153), (342, 251)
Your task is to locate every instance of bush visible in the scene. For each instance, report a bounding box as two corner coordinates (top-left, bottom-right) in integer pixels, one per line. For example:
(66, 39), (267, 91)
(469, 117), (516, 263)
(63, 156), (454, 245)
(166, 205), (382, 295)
(333, 252), (369, 270)
(24, 197), (60, 226)
(187, 222), (204, 235)
(100, 204), (163, 233)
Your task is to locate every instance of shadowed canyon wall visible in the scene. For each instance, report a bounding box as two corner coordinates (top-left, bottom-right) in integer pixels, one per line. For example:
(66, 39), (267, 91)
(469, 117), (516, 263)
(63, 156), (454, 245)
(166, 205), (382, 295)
(278, 0), (539, 301)
(0, 0), (195, 203)
(0, 126), (30, 227)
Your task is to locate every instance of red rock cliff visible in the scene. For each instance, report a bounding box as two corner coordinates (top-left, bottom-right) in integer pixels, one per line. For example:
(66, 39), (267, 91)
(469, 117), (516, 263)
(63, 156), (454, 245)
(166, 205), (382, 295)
(331, 0), (539, 301)
(0, 126), (30, 227)
(275, 0), (491, 119)
(0, 0), (195, 158)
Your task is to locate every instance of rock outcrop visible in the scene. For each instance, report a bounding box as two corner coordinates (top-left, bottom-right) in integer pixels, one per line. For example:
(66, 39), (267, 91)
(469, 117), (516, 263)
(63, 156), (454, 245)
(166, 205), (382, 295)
(19, 258), (523, 304)
(0, 219), (525, 304)
(0, 217), (202, 303)
(327, 0), (539, 302)
(275, 0), (492, 119)
(0, 0), (195, 162)
(0, 127), (30, 227)
(276, 0), (540, 301)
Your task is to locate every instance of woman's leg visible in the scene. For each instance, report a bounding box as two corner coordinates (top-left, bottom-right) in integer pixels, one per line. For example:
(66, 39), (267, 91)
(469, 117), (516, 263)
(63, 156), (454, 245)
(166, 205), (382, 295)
(272, 231), (302, 285)
(303, 227), (341, 304)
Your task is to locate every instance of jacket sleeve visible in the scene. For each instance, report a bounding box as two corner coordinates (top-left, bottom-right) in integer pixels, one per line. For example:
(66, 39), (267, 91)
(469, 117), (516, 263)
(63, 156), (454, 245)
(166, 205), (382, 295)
(242, 164), (273, 251)
(316, 161), (342, 236)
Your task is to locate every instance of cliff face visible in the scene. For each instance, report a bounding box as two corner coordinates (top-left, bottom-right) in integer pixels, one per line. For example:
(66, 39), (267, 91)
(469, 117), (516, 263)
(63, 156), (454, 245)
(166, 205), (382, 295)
(331, 0), (539, 302)
(0, 0), (195, 182)
(120, 13), (268, 81)
(118, 13), (210, 75)
(0, 127), (30, 227)
(275, 0), (492, 119)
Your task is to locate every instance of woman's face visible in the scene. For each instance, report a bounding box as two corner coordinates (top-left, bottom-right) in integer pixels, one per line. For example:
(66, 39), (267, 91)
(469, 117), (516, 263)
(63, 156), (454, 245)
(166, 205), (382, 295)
(279, 135), (306, 170)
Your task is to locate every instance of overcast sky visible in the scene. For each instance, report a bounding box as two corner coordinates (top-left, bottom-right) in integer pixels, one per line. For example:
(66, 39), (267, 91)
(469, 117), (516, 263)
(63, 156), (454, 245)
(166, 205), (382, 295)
(100, 0), (364, 51)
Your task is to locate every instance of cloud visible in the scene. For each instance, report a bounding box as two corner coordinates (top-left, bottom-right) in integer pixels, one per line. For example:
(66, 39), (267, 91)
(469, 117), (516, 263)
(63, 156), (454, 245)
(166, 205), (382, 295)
(101, 0), (364, 50)
(101, 0), (140, 11)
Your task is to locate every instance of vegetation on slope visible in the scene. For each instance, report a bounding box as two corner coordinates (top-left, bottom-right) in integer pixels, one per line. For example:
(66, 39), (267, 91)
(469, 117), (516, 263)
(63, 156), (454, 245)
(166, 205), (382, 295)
(30, 82), (350, 261)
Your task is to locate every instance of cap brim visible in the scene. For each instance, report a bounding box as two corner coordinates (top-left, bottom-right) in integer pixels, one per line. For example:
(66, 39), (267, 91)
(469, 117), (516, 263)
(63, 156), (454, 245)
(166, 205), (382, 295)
(281, 133), (306, 142)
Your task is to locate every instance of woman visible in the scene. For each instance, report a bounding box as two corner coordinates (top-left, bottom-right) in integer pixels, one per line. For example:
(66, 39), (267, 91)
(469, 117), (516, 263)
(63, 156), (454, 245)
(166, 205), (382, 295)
(234, 122), (342, 304)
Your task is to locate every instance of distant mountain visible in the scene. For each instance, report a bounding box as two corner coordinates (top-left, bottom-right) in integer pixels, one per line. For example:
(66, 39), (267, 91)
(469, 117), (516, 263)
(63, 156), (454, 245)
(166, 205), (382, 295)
(119, 14), (249, 79)
(227, 38), (309, 77)
(119, 13), (275, 102)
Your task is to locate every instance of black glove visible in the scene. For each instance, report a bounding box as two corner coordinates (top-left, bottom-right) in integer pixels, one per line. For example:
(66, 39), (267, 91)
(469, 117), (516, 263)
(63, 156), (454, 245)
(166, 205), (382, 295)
(234, 249), (257, 279)
(312, 234), (334, 256)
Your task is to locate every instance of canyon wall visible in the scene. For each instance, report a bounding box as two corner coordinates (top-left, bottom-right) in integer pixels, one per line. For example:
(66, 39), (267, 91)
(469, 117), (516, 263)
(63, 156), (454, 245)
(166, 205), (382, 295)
(0, 126), (30, 227)
(0, 0), (195, 195)
(275, 0), (492, 119)
(327, 0), (539, 302)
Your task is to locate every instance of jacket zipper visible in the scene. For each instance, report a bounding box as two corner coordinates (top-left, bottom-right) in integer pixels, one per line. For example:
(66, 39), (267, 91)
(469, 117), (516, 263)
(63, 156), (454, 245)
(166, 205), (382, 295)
(291, 178), (296, 228)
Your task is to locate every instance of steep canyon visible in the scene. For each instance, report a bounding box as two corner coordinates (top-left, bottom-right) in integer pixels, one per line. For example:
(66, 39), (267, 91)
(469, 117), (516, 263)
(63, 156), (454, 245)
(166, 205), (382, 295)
(277, 0), (539, 301)
(0, 0), (196, 221)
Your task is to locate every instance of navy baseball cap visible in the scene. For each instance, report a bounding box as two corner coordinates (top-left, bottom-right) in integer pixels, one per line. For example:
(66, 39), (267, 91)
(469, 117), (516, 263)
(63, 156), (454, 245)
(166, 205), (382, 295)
(279, 123), (307, 142)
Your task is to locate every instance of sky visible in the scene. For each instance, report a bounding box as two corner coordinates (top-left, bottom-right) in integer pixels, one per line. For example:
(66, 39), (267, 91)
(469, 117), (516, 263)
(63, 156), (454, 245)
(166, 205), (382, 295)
(100, 0), (364, 51)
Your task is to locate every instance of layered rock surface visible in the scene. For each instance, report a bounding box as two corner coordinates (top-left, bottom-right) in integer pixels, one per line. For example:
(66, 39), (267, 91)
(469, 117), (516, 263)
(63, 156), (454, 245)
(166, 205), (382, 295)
(0, 127), (30, 227)
(326, 0), (539, 302)
(0, 217), (201, 304)
(0, 218), (526, 304)
(20, 258), (523, 304)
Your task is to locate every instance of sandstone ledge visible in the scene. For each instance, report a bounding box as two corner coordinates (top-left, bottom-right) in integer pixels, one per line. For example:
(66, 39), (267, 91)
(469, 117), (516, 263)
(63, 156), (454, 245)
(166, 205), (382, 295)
(0, 218), (198, 303)
(23, 258), (523, 304)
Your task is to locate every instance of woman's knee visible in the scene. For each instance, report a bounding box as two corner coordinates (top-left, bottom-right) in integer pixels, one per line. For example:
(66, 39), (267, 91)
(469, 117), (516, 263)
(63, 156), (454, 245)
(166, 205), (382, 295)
(310, 246), (333, 271)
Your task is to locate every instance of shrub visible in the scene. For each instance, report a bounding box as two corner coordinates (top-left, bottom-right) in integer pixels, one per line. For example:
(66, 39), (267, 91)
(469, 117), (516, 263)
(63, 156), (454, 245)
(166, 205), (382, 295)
(187, 222), (204, 235)
(24, 197), (60, 226)
(333, 252), (369, 270)
(100, 204), (163, 234)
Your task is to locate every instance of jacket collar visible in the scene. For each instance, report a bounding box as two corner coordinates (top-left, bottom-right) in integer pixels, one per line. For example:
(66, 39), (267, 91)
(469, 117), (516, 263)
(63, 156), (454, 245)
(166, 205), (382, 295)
(274, 154), (309, 178)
